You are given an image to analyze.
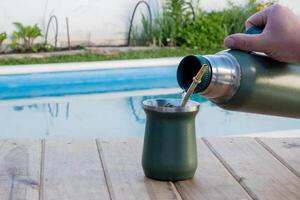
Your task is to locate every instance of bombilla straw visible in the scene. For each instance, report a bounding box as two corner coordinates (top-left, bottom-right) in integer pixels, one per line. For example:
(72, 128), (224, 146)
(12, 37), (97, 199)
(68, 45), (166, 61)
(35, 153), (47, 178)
(181, 64), (209, 107)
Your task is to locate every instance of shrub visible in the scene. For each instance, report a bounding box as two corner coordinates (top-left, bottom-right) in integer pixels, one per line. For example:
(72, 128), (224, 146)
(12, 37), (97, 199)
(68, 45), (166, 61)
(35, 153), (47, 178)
(10, 22), (43, 52)
(177, 12), (228, 50)
(0, 32), (7, 51)
(33, 43), (55, 52)
(133, 0), (196, 46)
(137, 14), (154, 46)
(154, 0), (196, 46)
(134, 0), (272, 51)
(220, 0), (259, 35)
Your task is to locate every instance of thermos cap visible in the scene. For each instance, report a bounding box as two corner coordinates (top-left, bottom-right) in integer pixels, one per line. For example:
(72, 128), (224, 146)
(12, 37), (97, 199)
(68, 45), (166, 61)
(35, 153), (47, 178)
(143, 98), (199, 113)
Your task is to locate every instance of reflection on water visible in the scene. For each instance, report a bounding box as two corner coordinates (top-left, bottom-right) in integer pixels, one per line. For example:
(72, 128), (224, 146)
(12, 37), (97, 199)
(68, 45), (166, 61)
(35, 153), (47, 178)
(14, 103), (70, 119)
(128, 97), (145, 124)
(0, 92), (300, 138)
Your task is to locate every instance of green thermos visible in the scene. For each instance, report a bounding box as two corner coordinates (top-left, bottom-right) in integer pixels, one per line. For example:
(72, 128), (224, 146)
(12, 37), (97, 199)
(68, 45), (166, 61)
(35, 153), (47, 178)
(142, 99), (199, 181)
(177, 27), (300, 118)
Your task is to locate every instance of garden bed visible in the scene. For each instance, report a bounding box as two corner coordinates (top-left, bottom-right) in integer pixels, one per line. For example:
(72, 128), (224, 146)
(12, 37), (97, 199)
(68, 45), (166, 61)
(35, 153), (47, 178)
(0, 47), (213, 66)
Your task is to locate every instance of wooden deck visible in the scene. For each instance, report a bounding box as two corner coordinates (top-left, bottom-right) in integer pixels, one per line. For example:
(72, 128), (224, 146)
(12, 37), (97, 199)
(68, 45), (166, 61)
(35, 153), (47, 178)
(1, 137), (300, 200)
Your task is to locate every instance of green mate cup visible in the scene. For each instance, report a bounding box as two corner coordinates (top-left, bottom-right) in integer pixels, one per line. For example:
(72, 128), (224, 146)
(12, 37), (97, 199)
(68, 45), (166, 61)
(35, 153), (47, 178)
(142, 98), (199, 181)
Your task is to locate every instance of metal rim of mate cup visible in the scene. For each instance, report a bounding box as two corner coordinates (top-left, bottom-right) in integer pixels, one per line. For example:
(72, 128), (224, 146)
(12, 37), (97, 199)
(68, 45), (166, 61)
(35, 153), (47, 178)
(142, 98), (199, 181)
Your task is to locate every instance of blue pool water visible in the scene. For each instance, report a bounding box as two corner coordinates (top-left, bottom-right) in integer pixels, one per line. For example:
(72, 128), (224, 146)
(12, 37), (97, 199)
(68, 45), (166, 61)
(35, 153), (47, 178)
(0, 66), (176, 99)
(1, 92), (300, 138)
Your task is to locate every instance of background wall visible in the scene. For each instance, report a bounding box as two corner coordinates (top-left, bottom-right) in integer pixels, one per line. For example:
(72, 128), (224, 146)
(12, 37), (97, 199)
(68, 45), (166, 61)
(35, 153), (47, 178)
(0, 0), (299, 47)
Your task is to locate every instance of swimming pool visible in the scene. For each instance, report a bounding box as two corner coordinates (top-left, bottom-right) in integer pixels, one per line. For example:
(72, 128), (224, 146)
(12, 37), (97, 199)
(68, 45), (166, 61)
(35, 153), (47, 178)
(0, 58), (300, 138)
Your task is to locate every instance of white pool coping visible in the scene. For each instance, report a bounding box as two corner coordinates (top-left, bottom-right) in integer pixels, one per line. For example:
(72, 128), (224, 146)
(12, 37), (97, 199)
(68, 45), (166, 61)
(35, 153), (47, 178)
(0, 57), (182, 75)
(229, 129), (300, 138)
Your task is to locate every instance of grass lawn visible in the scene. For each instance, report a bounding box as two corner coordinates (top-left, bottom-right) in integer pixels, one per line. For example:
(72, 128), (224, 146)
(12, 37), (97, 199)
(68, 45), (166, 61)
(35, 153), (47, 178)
(0, 47), (223, 66)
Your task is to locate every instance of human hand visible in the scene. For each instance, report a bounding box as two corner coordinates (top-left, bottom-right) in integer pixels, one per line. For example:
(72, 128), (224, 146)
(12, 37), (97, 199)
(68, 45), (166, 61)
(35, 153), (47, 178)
(224, 4), (300, 63)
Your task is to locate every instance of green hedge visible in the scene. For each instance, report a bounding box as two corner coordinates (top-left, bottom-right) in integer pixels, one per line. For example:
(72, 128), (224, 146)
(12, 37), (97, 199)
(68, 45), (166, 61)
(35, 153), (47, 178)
(133, 0), (267, 52)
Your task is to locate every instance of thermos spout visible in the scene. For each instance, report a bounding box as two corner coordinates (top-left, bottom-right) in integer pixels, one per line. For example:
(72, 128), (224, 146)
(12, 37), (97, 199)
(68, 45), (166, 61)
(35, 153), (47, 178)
(177, 51), (241, 103)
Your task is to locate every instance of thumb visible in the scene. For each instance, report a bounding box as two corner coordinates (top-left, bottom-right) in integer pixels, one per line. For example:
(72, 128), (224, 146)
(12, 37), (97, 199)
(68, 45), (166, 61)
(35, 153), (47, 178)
(224, 33), (265, 52)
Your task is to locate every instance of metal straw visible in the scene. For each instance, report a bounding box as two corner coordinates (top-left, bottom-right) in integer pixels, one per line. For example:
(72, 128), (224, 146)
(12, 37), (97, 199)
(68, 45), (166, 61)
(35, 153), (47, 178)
(181, 64), (208, 107)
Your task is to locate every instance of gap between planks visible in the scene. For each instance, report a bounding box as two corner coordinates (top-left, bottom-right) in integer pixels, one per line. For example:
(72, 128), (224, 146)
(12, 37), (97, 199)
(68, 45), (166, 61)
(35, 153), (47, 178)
(96, 139), (114, 200)
(169, 182), (183, 200)
(39, 139), (45, 200)
(202, 138), (257, 200)
(254, 137), (300, 180)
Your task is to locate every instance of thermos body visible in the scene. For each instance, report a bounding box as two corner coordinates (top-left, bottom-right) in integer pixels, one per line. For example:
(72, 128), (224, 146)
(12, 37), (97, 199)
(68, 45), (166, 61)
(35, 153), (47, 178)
(177, 50), (300, 118)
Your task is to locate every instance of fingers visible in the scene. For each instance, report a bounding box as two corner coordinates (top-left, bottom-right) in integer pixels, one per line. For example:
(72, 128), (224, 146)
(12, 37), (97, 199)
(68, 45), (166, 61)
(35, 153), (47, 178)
(224, 33), (266, 52)
(246, 11), (266, 30)
(245, 5), (273, 30)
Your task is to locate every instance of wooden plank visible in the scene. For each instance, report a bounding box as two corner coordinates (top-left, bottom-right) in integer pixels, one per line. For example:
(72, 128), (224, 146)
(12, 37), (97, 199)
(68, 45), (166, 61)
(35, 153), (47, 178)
(175, 139), (251, 200)
(43, 139), (110, 200)
(257, 137), (300, 178)
(97, 138), (182, 200)
(0, 139), (41, 200)
(204, 137), (300, 200)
